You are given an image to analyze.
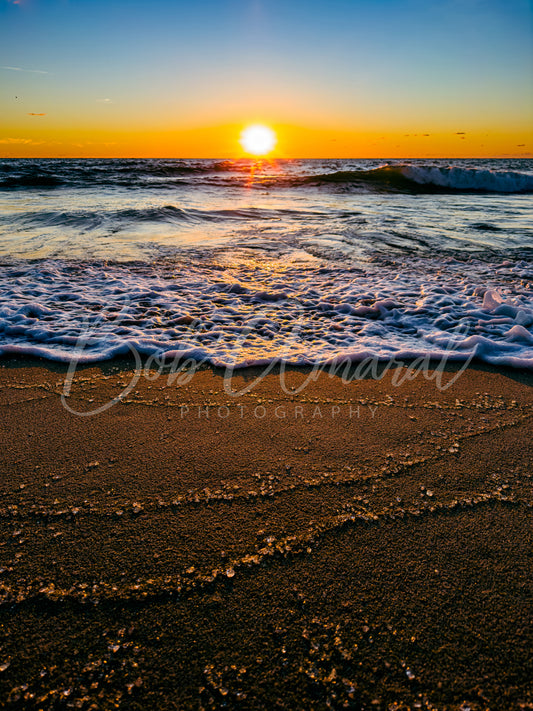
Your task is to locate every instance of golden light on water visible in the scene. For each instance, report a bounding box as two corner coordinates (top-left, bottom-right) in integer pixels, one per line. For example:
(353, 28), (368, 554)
(240, 124), (277, 156)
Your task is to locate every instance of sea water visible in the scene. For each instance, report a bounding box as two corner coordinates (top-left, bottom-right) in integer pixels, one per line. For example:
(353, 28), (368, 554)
(0, 158), (531, 368)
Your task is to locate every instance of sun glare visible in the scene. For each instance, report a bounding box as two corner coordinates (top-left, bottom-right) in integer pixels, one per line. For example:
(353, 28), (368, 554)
(240, 124), (277, 156)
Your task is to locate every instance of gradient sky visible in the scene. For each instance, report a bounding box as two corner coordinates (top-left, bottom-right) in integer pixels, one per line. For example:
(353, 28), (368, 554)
(1, 0), (532, 158)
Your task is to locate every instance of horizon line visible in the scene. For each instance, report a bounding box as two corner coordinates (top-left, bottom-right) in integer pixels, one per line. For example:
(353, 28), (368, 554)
(0, 155), (529, 161)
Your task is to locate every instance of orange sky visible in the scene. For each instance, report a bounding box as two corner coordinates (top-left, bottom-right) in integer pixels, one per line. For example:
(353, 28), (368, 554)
(1, 0), (532, 158)
(1, 122), (531, 159)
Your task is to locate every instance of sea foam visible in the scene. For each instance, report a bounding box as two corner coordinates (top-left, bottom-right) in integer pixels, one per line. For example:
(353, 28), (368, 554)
(0, 257), (531, 369)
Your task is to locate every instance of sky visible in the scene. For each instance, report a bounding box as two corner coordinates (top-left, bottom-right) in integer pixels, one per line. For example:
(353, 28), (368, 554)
(0, 0), (532, 158)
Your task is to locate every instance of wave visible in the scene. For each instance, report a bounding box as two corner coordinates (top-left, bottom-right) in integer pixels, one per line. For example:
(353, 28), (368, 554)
(400, 165), (533, 193)
(1, 160), (532, 194)
(0, 169), (187, 191)
(16, 205), (363, 231)
(0, 159), (264, 190)
(0, 258), (532, 369)
(301, 165), (533, 194)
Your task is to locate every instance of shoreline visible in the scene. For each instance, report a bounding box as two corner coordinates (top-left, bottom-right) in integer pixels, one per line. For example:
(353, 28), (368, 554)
(0, 357), (531, 709)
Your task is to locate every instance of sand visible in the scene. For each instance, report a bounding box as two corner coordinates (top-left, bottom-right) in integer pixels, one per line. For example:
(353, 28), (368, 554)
(0, 357), (531, 709)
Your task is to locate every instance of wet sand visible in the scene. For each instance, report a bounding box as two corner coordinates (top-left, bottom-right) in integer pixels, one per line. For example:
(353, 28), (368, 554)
(0, 358), (532, 709)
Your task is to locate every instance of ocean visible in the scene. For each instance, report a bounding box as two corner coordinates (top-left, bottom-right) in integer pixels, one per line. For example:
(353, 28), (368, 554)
(0, 158), (532, 368)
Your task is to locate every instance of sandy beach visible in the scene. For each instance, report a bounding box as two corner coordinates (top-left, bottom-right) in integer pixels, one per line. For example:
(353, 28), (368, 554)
(0, 357), (531, 709)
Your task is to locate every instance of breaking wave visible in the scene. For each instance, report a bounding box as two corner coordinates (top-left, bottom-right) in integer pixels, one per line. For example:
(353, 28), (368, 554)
(302, 165), (533, 194)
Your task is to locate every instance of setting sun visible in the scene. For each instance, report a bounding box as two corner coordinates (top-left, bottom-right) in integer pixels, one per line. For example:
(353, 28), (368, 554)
(240, 124), (277, 156)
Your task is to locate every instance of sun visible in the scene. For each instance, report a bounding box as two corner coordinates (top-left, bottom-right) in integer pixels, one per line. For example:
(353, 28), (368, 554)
(240, 124), (277, 156)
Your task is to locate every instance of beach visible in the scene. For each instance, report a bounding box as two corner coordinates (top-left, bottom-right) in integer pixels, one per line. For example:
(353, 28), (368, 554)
(0, 358), (531, 709)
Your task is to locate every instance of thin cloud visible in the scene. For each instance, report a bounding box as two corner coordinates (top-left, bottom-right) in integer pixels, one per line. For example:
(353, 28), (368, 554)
(517, 144), (525, 147)
(0, 138), (42, 145)
(1, 65), (48, 75)
(97, 98), (113, 103)
(28, 112), (46, 116)
(455, 132), (466, 135)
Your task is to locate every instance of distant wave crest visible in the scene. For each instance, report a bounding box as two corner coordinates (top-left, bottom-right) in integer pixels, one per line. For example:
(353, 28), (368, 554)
(303, 165), (533, 193)
(399, 165), (533, 193)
